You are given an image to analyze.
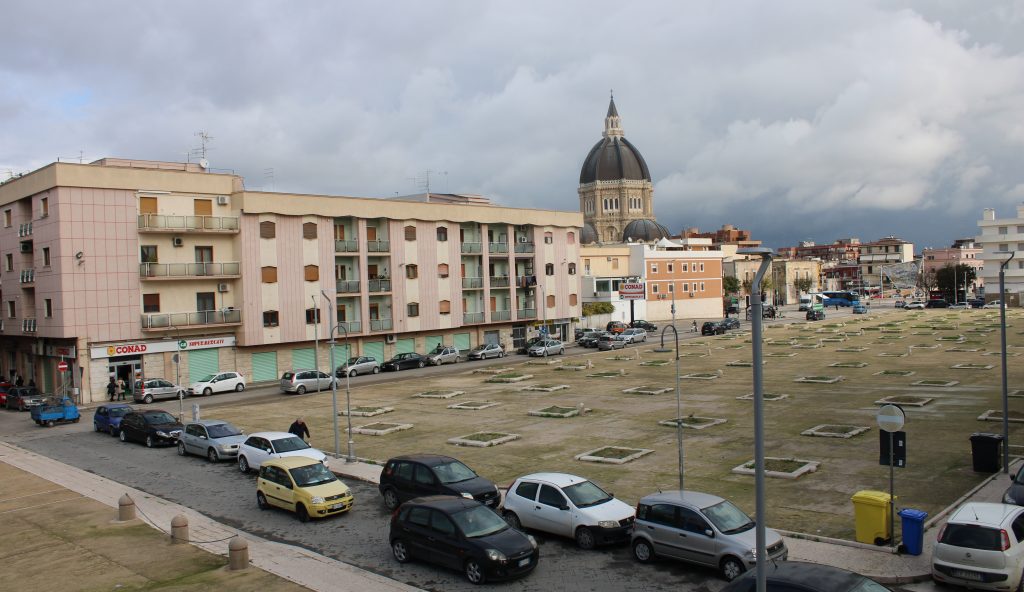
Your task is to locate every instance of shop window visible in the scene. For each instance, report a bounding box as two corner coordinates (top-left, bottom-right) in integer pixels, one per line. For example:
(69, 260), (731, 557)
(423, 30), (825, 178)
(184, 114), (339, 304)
(407, 302), (419, 317)
(261, 266), (278, 283)
(142, 294), (160, 313)
(405, 225), (417, 241)
(260, 221), (276, 239)
(304, 265), (319, 281)
(303, 222), (318, 239)
(263, 310), (279, 327)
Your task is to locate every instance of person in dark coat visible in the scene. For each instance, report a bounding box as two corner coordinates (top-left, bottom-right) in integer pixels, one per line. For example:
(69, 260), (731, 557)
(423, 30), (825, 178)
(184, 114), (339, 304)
(106, 378), (117, 401)
(288, 417), (310, 441)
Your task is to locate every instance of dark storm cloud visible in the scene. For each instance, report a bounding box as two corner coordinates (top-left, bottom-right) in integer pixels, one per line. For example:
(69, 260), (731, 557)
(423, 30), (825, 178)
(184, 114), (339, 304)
(2, 0), (1023, 249)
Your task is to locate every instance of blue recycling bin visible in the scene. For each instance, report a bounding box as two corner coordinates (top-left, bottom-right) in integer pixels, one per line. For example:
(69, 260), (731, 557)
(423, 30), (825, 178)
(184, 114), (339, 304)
(899, 508), (928, 556)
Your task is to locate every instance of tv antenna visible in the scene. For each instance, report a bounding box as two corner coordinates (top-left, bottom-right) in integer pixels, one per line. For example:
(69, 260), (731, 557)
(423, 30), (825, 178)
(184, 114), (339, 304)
(410, 170), (448, 201)
(192, 131), (213, 168)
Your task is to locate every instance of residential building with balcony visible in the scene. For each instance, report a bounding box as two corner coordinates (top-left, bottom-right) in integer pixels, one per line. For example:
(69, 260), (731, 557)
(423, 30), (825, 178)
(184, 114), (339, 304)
(921, 239), (984, 294)
(726, 258), (822, 306)
(977, 207), (1024, 305)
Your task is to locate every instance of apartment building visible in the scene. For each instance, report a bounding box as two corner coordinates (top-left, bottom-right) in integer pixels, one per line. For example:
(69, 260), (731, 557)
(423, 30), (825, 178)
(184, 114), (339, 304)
(727, 258), (821, 306)
(977, 207), (1024, 304)
(921, 239), (984, 292)
(0, 158), (582, 402)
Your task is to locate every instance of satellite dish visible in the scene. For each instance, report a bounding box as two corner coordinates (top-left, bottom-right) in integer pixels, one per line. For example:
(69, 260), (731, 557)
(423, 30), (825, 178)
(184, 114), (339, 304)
(199, 158), (209, 169)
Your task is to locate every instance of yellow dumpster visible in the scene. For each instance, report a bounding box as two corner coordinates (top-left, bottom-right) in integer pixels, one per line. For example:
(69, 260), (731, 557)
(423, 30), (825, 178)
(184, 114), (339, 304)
(851, 490), (892, 545)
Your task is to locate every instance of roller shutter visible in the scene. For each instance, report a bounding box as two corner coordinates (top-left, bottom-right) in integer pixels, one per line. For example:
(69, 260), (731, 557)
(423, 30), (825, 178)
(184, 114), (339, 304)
(291, 348), (316, 370)
(363, 341), (384, 363)
(251, 352), (278, 383)
(425, 335), (444, 351)
(453, 333), (471, 350)
(189, 349), (219, 383)
(395, 338), (415, 354)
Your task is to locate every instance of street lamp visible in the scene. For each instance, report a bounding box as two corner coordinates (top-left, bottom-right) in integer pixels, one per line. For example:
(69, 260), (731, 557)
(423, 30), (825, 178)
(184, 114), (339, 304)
(321, 290), (354, 462)
(312, 295), (322, 394)
(999, 252), (1016, 473)
(654, 293), (683, 490)
(737, 246), (775, 592)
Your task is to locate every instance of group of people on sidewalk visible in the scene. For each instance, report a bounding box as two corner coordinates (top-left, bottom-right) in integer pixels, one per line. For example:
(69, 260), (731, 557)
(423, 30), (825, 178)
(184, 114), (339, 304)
(105, 377), (129, 401)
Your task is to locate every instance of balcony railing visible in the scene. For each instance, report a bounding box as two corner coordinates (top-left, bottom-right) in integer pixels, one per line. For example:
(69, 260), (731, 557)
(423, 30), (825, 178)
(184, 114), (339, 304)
(516, 275), (537, 288)
(514, 242), (535, 253)
(22, 318), (36, 333)
(366, 239), (390, 252)
(462, 277), (483, 289)
(141, 309), (242, 330)
(488, 242), (508, 254)
(517, 308), (537, 319)
(139, 262), (240, 278)
(137, 214), (240, 232)
(20, 269), (34, 283)
(369, 318), (393, 332)
(489, 276), (510, 288)
(461, 242), (482, 254)
(463, 312), (485, 324)
(335, 239), (358, 252)
(338, 320), (362, 333)
(491, 310), (511, 321)
(18, 222), (32, 237)
(336, 280), (361, 293)
(368, 279), (391, 292)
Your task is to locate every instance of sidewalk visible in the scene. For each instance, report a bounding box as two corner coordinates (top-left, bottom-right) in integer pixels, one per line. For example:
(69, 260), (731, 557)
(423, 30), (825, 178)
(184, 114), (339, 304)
(0, 442), (421, 592)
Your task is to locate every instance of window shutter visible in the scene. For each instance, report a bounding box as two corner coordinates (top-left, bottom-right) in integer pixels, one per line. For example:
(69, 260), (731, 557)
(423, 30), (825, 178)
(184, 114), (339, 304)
(439, 300), (451, 314)
(260, 221), (276, 238)
(304, 265), (319, 281)
(261, 266), (278, 283)
(142, 294), (160, 312)
(303, 222), (318, 239)
(438, 263), (449, 278)
(570, 294), (578, 306)
(404, 225), (416, 241)
(546, 295), (555, 308)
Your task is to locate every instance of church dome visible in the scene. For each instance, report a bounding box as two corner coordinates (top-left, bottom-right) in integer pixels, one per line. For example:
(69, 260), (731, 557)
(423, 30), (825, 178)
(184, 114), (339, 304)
(580, 223), (598, 244)
(579, 97), (651, 184)
(623, 219), (670, 242)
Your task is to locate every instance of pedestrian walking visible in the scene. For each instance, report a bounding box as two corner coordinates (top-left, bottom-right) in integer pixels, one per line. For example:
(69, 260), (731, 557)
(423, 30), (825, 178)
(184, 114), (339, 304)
(116, 378), (126, 401)
(106, 378), (117, 401)
(15, 374), (23, 387)
(288, 417), (310, 441)
(691, 320), (697, 333)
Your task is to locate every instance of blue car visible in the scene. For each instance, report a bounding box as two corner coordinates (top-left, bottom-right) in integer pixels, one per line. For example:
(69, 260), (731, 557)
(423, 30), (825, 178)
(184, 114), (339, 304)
(852, 303), (868, 314)
(93, 403), (135, 436)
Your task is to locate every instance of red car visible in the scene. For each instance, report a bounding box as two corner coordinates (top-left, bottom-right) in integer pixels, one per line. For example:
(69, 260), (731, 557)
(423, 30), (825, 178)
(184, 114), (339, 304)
(0, 384), (9, 407)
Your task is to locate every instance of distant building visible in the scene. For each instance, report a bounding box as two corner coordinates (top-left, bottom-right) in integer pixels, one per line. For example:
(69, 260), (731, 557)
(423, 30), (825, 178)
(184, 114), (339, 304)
(857, 236), (915, 291)
(777, 239), (860, 262)
(777, 236), (914, 294)
(726, 258), (821, 306)
(976, 207), (1024, 305)
(679, 225), (761, 259)
(921, 239), (984, 293)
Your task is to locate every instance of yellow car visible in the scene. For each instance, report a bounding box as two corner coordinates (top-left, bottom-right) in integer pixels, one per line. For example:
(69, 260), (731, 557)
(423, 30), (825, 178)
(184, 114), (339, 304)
(256, 456), (354, 521)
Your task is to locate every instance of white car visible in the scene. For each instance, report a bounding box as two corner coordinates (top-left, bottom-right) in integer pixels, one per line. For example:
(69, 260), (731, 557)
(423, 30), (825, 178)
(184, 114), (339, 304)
(932, 502), (1024, 590)
(620, 328), (648, 344)
(501, 472), (635, 549)
(188, 371), (245, 396)
(984, 301), (1003, 309)
(237, 431), (328, 474)
(904, 301), (926, 310)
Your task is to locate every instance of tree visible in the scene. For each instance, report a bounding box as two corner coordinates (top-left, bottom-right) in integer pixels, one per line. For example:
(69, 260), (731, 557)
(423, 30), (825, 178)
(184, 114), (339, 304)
(723, 276), (741, 295)
(917, 269), (937, 295)
(935, 264), (978, 302)
(582, 302), (614, 316)
(794, 277), (813, 294)
(741, 275), (771, 296)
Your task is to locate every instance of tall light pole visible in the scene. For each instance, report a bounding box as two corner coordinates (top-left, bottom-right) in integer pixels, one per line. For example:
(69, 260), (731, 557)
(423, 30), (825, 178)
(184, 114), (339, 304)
(655, 292), (683, 491)
(321, 290), (354, 462)
(737, 247), (774, 592)
(312, 295), (321, 394)
(1000, 252), (1016, 473)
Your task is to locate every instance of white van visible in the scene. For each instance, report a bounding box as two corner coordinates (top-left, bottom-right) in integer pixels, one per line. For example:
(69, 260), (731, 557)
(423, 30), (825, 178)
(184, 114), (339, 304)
(798, 295), (812, 311)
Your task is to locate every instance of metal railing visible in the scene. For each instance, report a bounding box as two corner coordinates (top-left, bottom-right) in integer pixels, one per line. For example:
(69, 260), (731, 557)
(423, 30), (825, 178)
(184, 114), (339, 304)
(139, 262), (240, 278)
(462, 277), (484, 289)
(514, 242), (535, 253)
(488, 242), (508, 254)
(141, 309), (242, 329)
(336, 280), (361, 293)
(489, 276), (510, 288)
(22, 318), (36, 333)
(517, 308), (537, 319)
(516, 275), (537, 288)
(366, 239), (390, 252)
(491, 310), (511, 321)
(461, 242), (483, 254)
(368, 279), (391, 292)
(18, 222), (32, 237)
(335, 239), (359, 252)
(369, 318), (393, 331)
(338, 320), (362, 333)
(463, 312), (485, 324)
(20, 269), (34, 283)
(137, 214), (240, 232)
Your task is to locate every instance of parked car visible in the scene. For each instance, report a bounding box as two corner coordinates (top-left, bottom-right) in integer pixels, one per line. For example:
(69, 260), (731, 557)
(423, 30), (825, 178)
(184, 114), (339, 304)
(894, 300), (906, 308)
(806, 310), (826, 321)
(578, 332), (607, 348)
(188, 371), (245, 396)
(93, 403), (134, 436)
(852, 303), (868, 314)
(631, 490), (788, 581)
(932, 502), (1024, 590)
(984, 300), (1004, 309)
(382, 353), (428, 371)
(467, 343), (505, 360)
(177, 419), (247, 462)
(925, 299), (949, 309)
(133, 378), (185, 404)
(904, 301), (926, 310)
(390, 496), (539, 584)
(721, 561), (890, 591)
(575, 327), (600, 341)
(620, 328), (648, 344)
(527, 339), (564, 357)
(1004, 464), (1024, 506)
(701, 321), (725, 336)
(502, 472), (635, 549)
(597, 334), (627, 350)
(237, 431), (329, 474)
(629, 320), (657, 331)
(969, 298), (986, 309)
(337, 356), (380, 377)
(379, 453), (501, 510)
(280, 370), (336, 394)
(6, 387), (43, 411)
(118, 409), (183, 448)
(427, 346), (461, 366)
(257, 456), (353, 522)
(606, 321), (627, 334)
(0, 384), (9, 407)
(948, 302), (968, 310)
(721, 318), (741, 330)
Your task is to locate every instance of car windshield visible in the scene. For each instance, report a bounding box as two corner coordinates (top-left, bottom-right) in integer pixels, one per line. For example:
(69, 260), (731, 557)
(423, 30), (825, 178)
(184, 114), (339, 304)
(451, 505), (508, 538)
(197, 374), (216, 382)
(207, 422), (242, 438)
(471, 345), (486, 352)
(392, 354), (410, 361)
(701, 500), (754, 534)
(272, 436), (311, 453)
(563, 480), (612, 508)
(345, 357), (360, 365)
(849, 579), (891, 592)
(940, 523), (1004, 550)
(289, 462), (337, 487)
(108, 407), (131, 417)
(143, 412), (176, 424)
(432, 460), (477, 484)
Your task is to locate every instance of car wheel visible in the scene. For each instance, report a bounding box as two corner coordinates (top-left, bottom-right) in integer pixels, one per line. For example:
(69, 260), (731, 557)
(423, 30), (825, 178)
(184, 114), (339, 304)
(177, 441), (187, 456)
(349, 370), (357, 377)
(46, 420), (55, 427)
(498, 351), (504, 358)
(207, 448), (219, 463)
(372, 366), (380, 374)
(558, 348), (564, 355)
(721, 556), (746, 581)
(391, 539), (411, 563)
(235, 383), (245, 392)
(464, 559), (486, 585)
(94, 423), (102, 433)
(238, 456), (250, 474)
(632, 539), (655, 563)
(542, 349), (548, 357)
(418, 361), (425, 368)
(144, 394), (153, 404)
(203, 387), (213, 396)
(382, 488), (400, 510)
(145, 435), (155, 448)
(256, 491), (269, 510)
(575, 526), (596, 550)
(296, 385), (306, 395)
(502, 511), (522, 530)
(109, 426), (118, 437)
(295, 503), (309, 523)
(119, 430), (128, 443)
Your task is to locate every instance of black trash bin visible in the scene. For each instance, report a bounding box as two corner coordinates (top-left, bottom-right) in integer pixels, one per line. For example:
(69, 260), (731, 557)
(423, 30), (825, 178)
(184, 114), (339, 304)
(970, 433), (1004, 472)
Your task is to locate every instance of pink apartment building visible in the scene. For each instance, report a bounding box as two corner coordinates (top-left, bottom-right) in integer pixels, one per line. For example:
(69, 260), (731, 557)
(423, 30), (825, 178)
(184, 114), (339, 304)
(921, 239), (984, 292)
(0, 158), (582, 403)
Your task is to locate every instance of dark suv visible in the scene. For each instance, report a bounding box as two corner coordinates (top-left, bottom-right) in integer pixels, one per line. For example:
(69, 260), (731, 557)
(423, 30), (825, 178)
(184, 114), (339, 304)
(379, 454), (500, 510)
(629, 320), (657, 331)
(701, 321), (725, 336)
(925, 299), (949, 309)
(806, 309), (826, 321)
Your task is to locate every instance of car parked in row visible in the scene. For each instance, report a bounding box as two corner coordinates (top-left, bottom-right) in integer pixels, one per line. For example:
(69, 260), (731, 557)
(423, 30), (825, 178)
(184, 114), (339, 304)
(984, 300), (1003, 309)
(427, 346), (461, 366)
(93, 403), (134, 436)
(502, 472), (635, 550)
(177, 419), (247, 462)
(133, 378), (185, 404)
(948, 302), (968, 310)
(336, 356), (380, 377)
(578, 332), (607, 348)
(0, 384), (9, 407)
(516, 337), (544, 355)
(379, 454), (501, 510)
(925, 299), (949, 309)
(237, 431), (329, 473)
(620, 328), (648, 344)
(720, 318), (741, 330)
(904, 301), (926, 310)
(118, 409), (183, 447)
(722, 561), (890, 592)
(257, 456), (353, 522)
(188, 371), (245, 396)
(467, 343), (504, 360)
(606, 321), (627, 334)
(280, 370), (336, 394)
(391, 496), (539, 584)
(1004, 464), (1024, 506)
(932, 502), (1024, 590)
(5, 387), (43, 411)
(382, 352), (428, 371)
(806, 310), (826, 321)
(597, 334), (627, 350)
(629, 320), (657, 331)
(528, 339), (565, 357)
(702, 321), (726, 336)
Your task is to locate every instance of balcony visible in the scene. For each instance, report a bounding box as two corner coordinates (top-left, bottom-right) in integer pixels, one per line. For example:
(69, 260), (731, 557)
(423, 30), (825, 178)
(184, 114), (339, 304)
(18, 222), (32, 237)
(516, 275), (537, 288)
(137, 214), (240, 233)
(368, 279), (391, 292)
(338, 320), (362, 334)
(514, 242), (535, 254)
(20, 269), (34, 284)
(369, 318), (393, 332)
(141, 309), (242, 330)
(462, 277), (484, 290)
(491, 310), (511, 321)
(488, 242), (508, 254)
(336, 280), (361, 293)
(139, 262), (240, 279)
(461, 242), (483, 254)
(463, 312), (485, 324)
(335, 239), (359, 252)
(22, 318), (36, 333)
(517, 308), (537, 319)
(366, 240), (390, 252)
(489, 276), (510, 288)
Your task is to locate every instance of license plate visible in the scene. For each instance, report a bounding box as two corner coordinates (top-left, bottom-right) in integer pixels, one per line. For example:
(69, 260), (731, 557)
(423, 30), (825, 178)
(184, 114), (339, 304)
(518, 557), (530, 567)
(329, 503), (346, 511)
(951, 569), (983, 582)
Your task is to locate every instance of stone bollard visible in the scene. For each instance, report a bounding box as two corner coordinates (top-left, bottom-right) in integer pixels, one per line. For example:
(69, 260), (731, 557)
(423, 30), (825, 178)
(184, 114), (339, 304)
(586, 359), (593, 369)
(171, 515), (190, 544)
(228, 536), (249, 570)
(118, 494), (136, 522)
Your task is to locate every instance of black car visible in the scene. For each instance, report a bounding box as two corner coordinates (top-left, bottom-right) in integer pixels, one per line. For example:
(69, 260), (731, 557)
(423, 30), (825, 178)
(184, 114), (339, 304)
(925, 299), (949, 308)
(629, 320), (657, 331)
(118, 409), (183, 447)
(390, 496), (539, 584)
(6, 387), (43, 411)
(721, 318), (740, 330)
(578, 332), (607, 348)
(969, 298), (986, 309)
(381, 353), (427, 371)
(701, 321), (725, 336)
(806, 309), (826, 321)
(721, 560), (889, 591)
(1004, 464), (1024, 505)
(380, 454), (501, 510)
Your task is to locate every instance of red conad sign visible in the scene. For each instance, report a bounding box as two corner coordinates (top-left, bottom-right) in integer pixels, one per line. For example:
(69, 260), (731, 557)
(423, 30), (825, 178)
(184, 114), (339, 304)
(107, 344), (148, 357)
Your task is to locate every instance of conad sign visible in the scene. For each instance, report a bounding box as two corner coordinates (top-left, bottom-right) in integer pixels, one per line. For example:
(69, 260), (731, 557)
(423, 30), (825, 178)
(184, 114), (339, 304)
(619, 282), (646, 300)
(90, 336), (236, 359)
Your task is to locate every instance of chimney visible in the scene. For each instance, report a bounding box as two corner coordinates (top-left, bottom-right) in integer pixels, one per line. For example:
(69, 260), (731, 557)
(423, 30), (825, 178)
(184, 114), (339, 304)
(983, 208), (996, 221)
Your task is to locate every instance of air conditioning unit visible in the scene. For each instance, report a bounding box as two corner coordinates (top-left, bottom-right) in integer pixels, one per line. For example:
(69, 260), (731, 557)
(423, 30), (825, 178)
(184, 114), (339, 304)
(172, 237), (184, 247)
(216, 195), (229, 205)
(217, 283), (230, 293)
(518, 236), (529, 243)
(19, 242), (32, 253)
(385, 334), (397, 344)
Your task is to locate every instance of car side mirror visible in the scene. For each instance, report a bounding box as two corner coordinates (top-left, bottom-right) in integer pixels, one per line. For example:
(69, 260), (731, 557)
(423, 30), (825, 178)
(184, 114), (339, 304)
(704, 529), (714, 538)
(200, 435), (207, 440)
(558, 504), (569, 511)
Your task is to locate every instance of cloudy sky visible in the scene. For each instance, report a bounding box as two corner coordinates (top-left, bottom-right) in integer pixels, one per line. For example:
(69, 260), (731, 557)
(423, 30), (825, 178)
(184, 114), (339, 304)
(3, 1), (1023, 250)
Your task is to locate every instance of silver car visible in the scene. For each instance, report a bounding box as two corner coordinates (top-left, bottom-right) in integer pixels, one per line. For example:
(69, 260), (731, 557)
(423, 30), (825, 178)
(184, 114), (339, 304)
(597, 335), (627, 350)
(631, 490), (787, 581)
(426, 345), (461, 366)
(177, 419), (247, 462)
(279, 370), (336, 394)
(621, 328), (647, 343)
(337, 356), (380, 377)
(133, 378), (185, 404)
(527, 339), (565, 357)
(467, 343), (505, 360)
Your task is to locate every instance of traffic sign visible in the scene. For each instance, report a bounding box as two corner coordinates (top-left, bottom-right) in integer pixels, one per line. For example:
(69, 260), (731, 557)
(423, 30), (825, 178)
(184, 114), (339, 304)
(877, 404), (905, 432)
(57, 360), (68, 372)
(879, 430), (907, 467)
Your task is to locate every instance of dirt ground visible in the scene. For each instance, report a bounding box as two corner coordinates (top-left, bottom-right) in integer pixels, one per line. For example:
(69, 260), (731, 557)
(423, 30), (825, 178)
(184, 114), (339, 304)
(215, 308), (1024, 541)
(0, 462), (310, 592)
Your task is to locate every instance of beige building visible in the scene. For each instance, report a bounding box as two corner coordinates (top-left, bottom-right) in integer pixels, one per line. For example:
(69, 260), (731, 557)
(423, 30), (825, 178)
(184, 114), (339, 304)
(727, 258), (822, 306)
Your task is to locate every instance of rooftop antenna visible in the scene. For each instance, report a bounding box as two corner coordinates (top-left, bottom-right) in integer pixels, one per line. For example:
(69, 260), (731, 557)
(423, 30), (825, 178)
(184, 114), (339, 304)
(263, 168), (275, 191)
(193, 131), (213, 169)
(412, 170), (434, 202)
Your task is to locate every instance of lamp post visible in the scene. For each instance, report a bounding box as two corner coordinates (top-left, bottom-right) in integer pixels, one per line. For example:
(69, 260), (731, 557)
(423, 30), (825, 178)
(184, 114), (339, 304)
(737, 247), (775, 592)
(1000, 252), (1016, 473)
(321, 290), (353, 462)
(312, 295), (321, 394)
(654, 293), (683, 490)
